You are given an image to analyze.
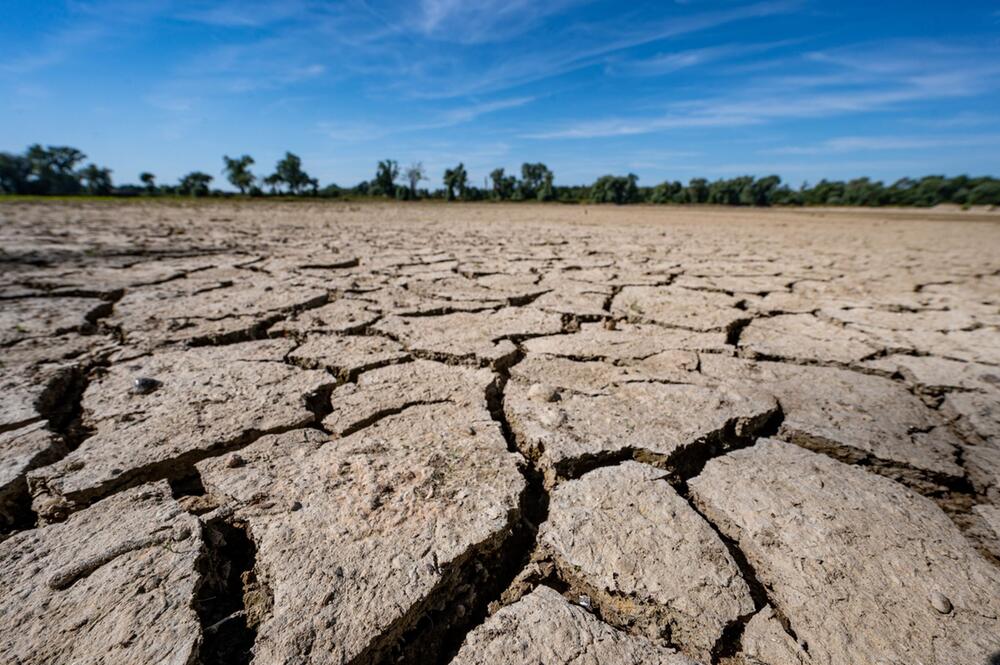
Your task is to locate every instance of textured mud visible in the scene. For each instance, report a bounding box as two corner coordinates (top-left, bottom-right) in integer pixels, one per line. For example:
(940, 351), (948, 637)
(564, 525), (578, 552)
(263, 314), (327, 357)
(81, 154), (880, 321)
(1, 201), (999, 664)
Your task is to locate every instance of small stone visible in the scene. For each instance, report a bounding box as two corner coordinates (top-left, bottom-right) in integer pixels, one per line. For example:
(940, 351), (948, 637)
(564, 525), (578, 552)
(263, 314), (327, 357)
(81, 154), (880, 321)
(578, 594), (592, 610)
(539, 408), (568, 428)
(225, 453), (245, 468)
(131, 377), (161, 395)
(603, 318), (617, 331)
(289, 500), (302, 511)
(929, 591), (952, 614)
(172, 526), (192, 542)
(527, 383), (559, 403)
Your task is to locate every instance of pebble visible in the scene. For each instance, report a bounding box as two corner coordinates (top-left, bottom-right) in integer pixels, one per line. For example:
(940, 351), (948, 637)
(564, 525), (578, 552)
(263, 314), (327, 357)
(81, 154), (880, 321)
(131, 377), (162, 395)
(539, 408), (568, 428)
(528, 383), (560, 403)
(929, 591), (952, 614)
(225, 453), (245, 468)
(289, 500), (303, 511)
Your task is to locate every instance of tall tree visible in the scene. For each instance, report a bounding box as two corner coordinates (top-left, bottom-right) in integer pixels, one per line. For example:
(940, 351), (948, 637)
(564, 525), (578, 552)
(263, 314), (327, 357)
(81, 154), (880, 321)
(222, 155), (255, 194)
(519, 162), (552, 199)
(537, 170), (555, 201)
(589, 174), (640, 205)
(404, 162), (426, 198)
(272, 152), (315, 195)
(79, 164), (113, 195)
(139, 172), (156, 194)
(490, 168), (516, 200)
(24, 144), (87, 194)
(374, 159), (399, 197)
(0, 152), (30, 194)
(443, 163), (468, 201)
(178, 171), (213, 197)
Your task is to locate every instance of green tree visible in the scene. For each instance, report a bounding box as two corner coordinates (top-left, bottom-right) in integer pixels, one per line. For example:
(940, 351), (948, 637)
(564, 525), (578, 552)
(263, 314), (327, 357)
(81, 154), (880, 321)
(178, 171), (213, 197)
(139, 172), (156, 194)
(519, 162), (553, 199)
(25, 144), (87, 194)
(261, 173), (279, 194)
(968, 181), (1000, 205)
(687, 178), (709, 204)
(79, 164), (113, 195)
(489, 168), (517, 200)
(589, 174), (639, 205)
(443, 163), (468, 201)
(374, 159), (399, 197)
(649, 181), (683, 204)
(537, 170), (555, 201)
(222, 155), (255, 194)
(271, 152), (316, 195)
(404, 162), (426, 198)
(0, 152), (30, 194)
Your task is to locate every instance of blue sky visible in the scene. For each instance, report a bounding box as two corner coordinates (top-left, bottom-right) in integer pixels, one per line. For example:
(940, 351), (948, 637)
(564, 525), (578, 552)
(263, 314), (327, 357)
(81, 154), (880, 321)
(2, 1), (999, 189)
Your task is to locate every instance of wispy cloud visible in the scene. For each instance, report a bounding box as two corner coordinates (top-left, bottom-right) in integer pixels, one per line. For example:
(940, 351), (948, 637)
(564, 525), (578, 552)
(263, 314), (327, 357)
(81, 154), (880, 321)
(177, 1), (310, 28)
(394, 0), (801, 98)
(408, 0), (583, 44)
(318, 95), (535, 141)
(767, 134), (1000, 155)
(609, 38), (803, 77)
(526, 40), (1000, 139)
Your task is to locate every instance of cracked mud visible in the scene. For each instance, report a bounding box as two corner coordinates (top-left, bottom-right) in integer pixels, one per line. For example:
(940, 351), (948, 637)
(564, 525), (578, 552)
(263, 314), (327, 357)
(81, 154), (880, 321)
(1, 201), (999, 665)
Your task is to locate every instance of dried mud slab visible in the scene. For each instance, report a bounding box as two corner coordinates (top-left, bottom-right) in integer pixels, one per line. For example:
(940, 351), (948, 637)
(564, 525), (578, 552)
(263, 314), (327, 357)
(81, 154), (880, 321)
(850, 326), (1000, 366)
(539, 461), (754, 661)
(864, 353), (1000, 394)
(739, 313), (881, 364)
(821, 306), (978, 333)
(522, 322), (729, 360)
(699, 355), (963, 485)
(0, 423), (66, 527)
(732, 605), (810, 665)
(198, 403), (525, 665)
(944, 390), (1000, 444)
(353, 285), (497, 316)
(0, 481), (202, 664)
(29, 340), (332, 520)
(268, 297), (379, 337)
(0, 333), (113, 432)
(612, 285), (747, 332)
(674, 273), (793, 296)
(402, 274), (547, 307)
(108, 269), (328, 347)
(0, 296), (111, 346)
(532, 275), (612, 319)
(689, 439), (1000, 665)
(374, 307), (564, 366)
(322, 359), (494, 435)
(451, 586), (696, 665)
(287, 333), (409, 381)
(505, 356), (779, 485)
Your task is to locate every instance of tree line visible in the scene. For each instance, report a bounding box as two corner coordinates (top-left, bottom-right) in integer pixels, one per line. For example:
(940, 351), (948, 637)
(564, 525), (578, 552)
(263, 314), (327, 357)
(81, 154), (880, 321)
(2, 144), (999, 207)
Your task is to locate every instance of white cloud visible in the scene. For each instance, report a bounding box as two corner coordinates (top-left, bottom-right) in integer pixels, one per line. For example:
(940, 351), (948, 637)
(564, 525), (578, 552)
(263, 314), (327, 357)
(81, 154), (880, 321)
(525, 40), (1000, 139)
(319, 96), (535, 142)
(767, 134), (1000, 155)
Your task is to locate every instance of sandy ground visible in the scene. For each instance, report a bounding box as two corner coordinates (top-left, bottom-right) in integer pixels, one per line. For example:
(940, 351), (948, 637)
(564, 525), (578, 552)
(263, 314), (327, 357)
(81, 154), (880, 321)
(1, 201), (999, 665)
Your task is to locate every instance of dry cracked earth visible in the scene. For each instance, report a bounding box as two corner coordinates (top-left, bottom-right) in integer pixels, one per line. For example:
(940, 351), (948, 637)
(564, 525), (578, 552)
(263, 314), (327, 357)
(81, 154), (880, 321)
(2, 201), (1000, 665)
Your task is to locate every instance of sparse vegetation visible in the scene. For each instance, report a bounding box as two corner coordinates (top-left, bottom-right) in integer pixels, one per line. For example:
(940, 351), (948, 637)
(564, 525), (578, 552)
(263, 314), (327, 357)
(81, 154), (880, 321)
(2, 144), (999, 207)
